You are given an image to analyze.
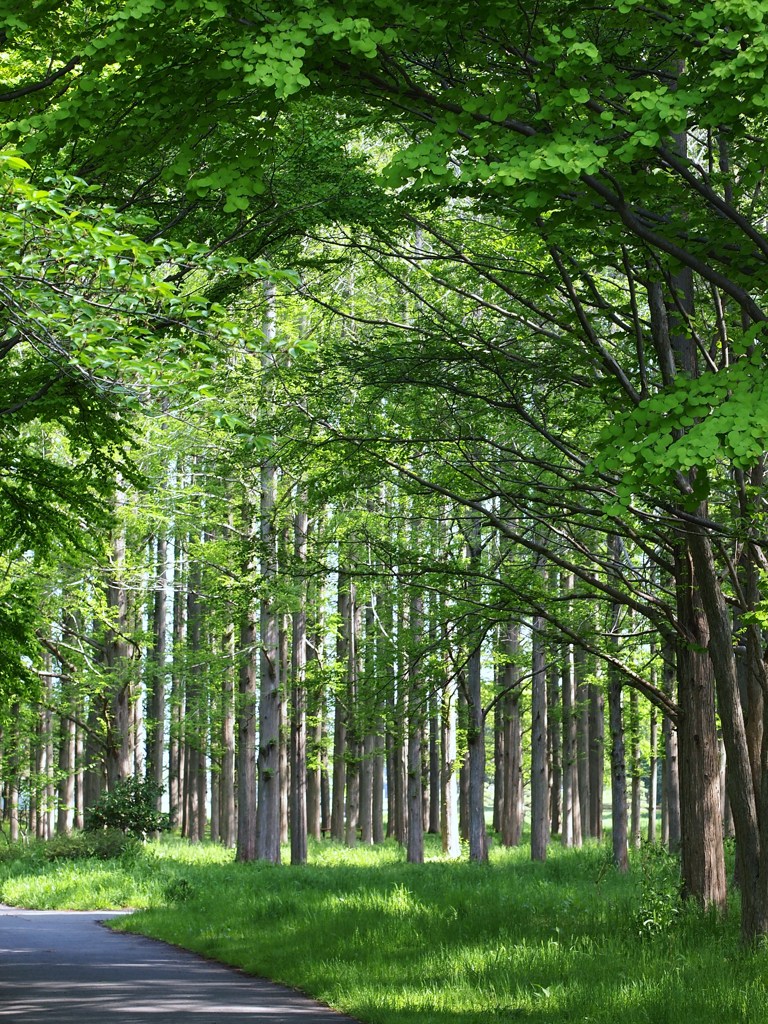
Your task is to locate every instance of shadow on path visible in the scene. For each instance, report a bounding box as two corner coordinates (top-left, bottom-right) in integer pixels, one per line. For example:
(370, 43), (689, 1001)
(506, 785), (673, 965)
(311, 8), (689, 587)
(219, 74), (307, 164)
(0, 905), (359, 1023)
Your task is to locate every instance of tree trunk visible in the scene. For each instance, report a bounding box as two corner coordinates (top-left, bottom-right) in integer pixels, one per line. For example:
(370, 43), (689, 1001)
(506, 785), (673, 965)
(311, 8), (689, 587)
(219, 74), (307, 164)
(279, 609), (290, 847)
(531, 607), (549, 861)
(104, 525), (133, 787)
(588, 678), (604, 840)
(306, 568), (324, 840)
(306, 613), (323, 842)
(661, 641), (681, 850)
(290, 504), (308, 865)
(220, 626), (236, 848)
(500, 621), (523, 847)
(358, 600), (376, 845)
(467, 640), (487, 862)
(548, 660), (561, 838)
(562, 629), (581, 847)
(73, 703), (83, 829)
(575, 647), (590, 842)
(331, 572), (349, 842)
(81, 695), (100, 830)
(493, 658), (504, 837)
(146, 531), (167, 811)
(344, 576), (362, 848)
(256, 455), (281, 864)
(441, 672), (461, 857)
(648, 704), (658, 844)
(407, 592), (424, 863)
(184, 557), (203, 843)
(686, 526), (759, 935)
(630, 688), (642, 850)
(7, 713), (19, 842)
(646, 230), (729, 913)
(608, 666), (628, 872)
(674, 540), (727, 911)
(428, 695), (441, 835)
(169, 543), (185, 832)
(236, 603), (257, 861)
(57, 708), (76, 834)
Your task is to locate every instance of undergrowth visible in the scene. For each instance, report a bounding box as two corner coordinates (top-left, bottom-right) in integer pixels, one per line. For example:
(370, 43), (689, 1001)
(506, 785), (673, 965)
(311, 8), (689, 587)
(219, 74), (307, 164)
(1, 833), (764, 1023)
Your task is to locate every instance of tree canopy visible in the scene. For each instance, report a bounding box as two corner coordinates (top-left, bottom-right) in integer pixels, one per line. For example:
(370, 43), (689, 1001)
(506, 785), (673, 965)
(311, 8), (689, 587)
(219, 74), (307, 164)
(3, 0), (768, 946)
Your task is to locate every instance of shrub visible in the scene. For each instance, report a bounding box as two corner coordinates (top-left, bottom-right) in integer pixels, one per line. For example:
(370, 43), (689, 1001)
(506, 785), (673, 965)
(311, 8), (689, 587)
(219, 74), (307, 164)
(84, 777), (170, 839)
(633, 841), (682, 938)
(42, 828), (140, 861)
(162, 877), (196, 904)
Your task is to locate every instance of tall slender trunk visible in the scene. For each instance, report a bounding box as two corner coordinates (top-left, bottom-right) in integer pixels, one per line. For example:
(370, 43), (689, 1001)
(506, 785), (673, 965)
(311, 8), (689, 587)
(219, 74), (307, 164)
(74, 712), (83, 831)
(406, 591), (424, 864)
(359, 585), (377, 845)
(661, 641), (681, 850)
(607, 535), (628, 872)
(648, 704), (658, 844)
(466, 640), (486, 863)
(320, 732), (331, 837)
(441, 663), (461, 857)
(104, 524), (133, 787)
(279, 608), (290, 847)
(548, 661), (561, 838)
(306, 569), (324, 840)
(184, 556), (203, 842)
(236, 591), (257, 860)
(393, 592), (409, 845)
(575, 647), (591, 840)
(344, 575), (362, 848)
(290, 504), (308, 865)
(630, 688), (642, 850)
(44, 686), (56, 837)
(169, 541), (186, 832)
(428, 691), (441, 835)
(57, 706), (75, 834)
(371, 593), (386, 844)
(493, 672), (504, 837)
(380, 586), (397, 841)
(531, 603), (549, 862)
(54, 626), (77, 835)
(465, 521), (487, 863)
(500, 623), (524, 847)
(7, 711), (19, 842)
(256, 457), (281, 863)
(331, 571), (349, 842)
(220, 625), (236, 848)
(561, 575), (581, 847)
(82, 694), (101, 828)
(608, 665), (628, 872)
(146, 531), (167, 810)
(588, 677), (604, 840)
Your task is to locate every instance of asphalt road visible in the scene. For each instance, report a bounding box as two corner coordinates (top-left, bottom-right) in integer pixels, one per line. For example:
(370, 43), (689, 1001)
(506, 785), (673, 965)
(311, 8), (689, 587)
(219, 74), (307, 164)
(0, 905), (359, 1023)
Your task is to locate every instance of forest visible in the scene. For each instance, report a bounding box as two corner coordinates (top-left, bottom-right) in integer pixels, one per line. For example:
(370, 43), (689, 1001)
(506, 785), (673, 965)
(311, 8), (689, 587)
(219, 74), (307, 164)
(2, 1), (768, 1010)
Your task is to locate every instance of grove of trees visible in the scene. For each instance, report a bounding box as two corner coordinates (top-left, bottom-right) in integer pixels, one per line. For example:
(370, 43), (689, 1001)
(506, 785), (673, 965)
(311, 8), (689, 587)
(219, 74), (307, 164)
(2, 0), (768, 943)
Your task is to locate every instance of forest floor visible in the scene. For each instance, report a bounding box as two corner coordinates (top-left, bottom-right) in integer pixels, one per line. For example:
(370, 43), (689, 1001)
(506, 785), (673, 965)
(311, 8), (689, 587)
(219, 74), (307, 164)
(0, 835), (766, 1024)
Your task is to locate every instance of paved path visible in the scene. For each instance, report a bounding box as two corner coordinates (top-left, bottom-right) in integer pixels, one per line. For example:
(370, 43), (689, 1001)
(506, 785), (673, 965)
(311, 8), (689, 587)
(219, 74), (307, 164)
(0, 905), (359, 1023)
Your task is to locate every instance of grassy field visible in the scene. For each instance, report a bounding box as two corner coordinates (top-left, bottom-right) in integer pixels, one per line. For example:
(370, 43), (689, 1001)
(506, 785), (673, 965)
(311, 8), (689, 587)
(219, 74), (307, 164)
(1, 833), (765, 1024)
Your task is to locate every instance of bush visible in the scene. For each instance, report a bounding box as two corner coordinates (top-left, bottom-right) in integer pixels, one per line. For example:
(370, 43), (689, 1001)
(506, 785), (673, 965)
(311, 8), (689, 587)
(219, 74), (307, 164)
(42, 828), (140, 861)
(84, 777), (170, 839)
(162, 877), (196, 904)
(633, 841), (682, 938)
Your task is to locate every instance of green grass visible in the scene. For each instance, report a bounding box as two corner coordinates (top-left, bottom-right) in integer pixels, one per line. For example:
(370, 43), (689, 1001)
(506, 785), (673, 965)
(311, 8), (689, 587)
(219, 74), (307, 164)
(1, 834), (766, 1023)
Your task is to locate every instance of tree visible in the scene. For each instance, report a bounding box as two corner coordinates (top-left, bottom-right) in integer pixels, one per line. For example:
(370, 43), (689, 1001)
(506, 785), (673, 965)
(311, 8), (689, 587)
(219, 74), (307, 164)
(5, 0), (768, 944)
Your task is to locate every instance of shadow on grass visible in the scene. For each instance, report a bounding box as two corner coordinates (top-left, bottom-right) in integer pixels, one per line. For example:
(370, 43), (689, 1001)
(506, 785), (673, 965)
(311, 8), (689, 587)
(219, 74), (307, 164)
(109, 839), (760, 1024)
